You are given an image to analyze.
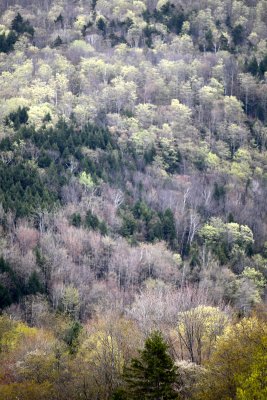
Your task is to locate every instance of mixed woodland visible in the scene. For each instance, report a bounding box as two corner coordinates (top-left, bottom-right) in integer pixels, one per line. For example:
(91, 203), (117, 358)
(0, 0), (267, 398)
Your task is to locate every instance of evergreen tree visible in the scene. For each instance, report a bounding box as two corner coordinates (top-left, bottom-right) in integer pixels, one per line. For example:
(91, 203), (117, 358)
(97, 17), (107, 35)
(6, 106), (29, 130)
(246, 57), (258, 76)
(0, 31), (17, 53)
(11, 13), (34, 36)
(259, 55), (267, 78)
(124, 331), (178, 399)
(161, 209), (176, 247)
(63, 321), (82, 354)
(85, 210), (99, 230)
(27, 271), (44, 295)
(11, 13), (24, 32)
(51, 35), (63, 48)
(54, 14), (64, 29)
(70, 213), (82, 228)
(232, 24), (245, 46)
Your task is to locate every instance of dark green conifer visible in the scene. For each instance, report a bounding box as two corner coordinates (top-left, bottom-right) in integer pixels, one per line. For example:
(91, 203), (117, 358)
(161, 209), (176, 247)
(125, 331), (178, 400)
(247, 57), (258, 76)
(27, 271), (44, 295)
(51, 35), (63, 48)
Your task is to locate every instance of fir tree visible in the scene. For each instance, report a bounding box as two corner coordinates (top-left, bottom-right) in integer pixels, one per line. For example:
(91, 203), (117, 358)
(124, 331), (178, 399)
(247, 57), (258, 76)
(11, 13), (34, 36)
(97, 17), (107, 35)
(27, 271), (44, 295)
(51, 35), (63, 48)
(161, 209), (177, 247)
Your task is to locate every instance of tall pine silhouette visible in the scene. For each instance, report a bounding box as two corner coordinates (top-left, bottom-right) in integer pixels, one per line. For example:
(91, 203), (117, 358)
(124, 331), (178, 399)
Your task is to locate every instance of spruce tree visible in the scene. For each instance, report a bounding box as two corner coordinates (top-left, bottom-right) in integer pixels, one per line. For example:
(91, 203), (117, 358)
(124, 331), (178, 399)
(161, 209), (176, 247)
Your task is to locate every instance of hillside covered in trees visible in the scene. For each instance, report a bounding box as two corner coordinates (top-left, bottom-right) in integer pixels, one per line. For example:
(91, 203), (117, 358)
(0, 0), (267, 399)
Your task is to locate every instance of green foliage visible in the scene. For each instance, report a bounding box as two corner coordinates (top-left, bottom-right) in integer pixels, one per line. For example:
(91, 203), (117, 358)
(245, 55), (267, 80)
(199, 315), (267, 400)
(236, 353), (267, 400)
(111, 388), (128, 400)
(160, 209), (177, 248)
(85, 210), (100, 230)
(0, 119), (122, 217)
(246, 57), (258, 76)
(0, 161), (56, 218)
(63, 321), (82, 354)
(70, 213), (82, 228)
(11, 13), (34, 36)
(61, 285), (80, 318)
(157, 140), (181, 174)
(241, 267), (266, 303)
(120, 202), (176, 248)
(258, 55), (267, 79)
(79, 171), (95, 189)
(120, 210), (138, 237)
(97, 17), (107, 35)
(232, 24), (245, 46)
(0, 257), (44, 309)
(0, 0), (267, 397)
(51, 35), (63, 48)
(0, 31), (17, 53)
(177, 306), (228, 364)
(213, 182), (226, 202)
(54, 14), (64, 29)
(199, 218), (254, 264)
(99, 220), (108, 235)
(5, 107), (29, 130)
(124, 331), (178, 399)
(0, 12), (34, 54)
(145, 2), (185, 35)
(83, 210), (107, 234)
(0, 284), (12, 309)
(27, 271), (44, 295)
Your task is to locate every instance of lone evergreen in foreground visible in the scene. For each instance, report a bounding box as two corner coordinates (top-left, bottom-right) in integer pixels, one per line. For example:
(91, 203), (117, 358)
(124, 331), (178, 399)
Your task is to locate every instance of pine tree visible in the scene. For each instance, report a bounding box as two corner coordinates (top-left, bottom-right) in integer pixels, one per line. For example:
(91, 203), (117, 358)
(51, 35), (63, 48)
(27, 271), (44, 295)
(247, 57), (258, 76)
(161, 209), (176, 247)
(11, 13), (34, 37)
(124, 331), (178, 399)
(11, 13), (24, 32)
(97, 17), (107, 35)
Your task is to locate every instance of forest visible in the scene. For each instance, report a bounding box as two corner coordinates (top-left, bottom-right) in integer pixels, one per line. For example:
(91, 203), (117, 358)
(0, 0), (267, 398)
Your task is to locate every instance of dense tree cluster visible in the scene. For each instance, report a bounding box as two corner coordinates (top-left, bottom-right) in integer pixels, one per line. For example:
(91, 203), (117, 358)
(0, 13), (34, 53)
(0, 0), (267, 398)
(0, 310), (266, 399)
